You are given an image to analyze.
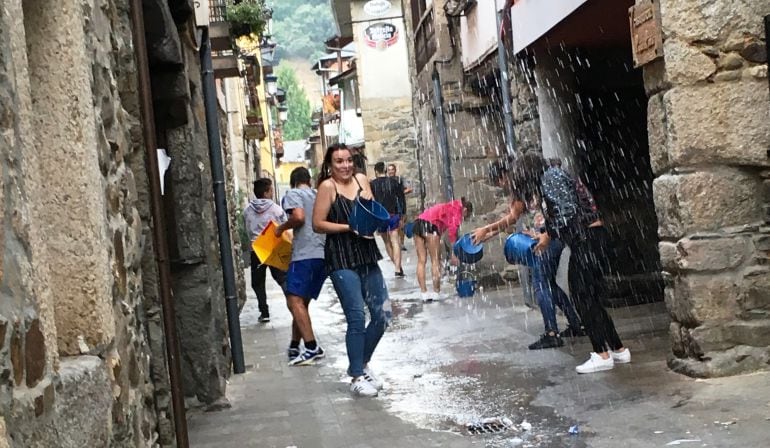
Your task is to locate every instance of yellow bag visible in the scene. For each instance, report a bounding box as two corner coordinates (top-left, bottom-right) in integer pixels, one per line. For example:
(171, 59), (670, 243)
(252, 221), (293, 271)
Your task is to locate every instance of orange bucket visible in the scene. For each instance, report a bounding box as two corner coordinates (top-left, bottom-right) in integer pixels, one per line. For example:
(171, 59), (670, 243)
(251, 221), (293, 271)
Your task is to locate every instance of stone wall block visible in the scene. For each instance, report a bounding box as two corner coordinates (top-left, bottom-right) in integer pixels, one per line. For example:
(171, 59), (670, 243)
(653, 170), (764, 239)
(658, 241), (678, 271)
(10, 321), (23, 386)
(666, 274), (739, 327)
(664, 81), (770, 167)
(647, 93), (670, 175)
(663, 39), (716, 84)
(24, 319), (46, 387)
(0, 416), (8, 448)
(660, 0), (769, 42)
(737, 266), (770, 314)
(54, 356), (112, 447)
(675, 236), (750, 271)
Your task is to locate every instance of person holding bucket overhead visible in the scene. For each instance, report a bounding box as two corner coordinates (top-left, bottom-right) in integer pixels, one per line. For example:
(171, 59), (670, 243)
(412, 197), (473, 302)
(472, 153), (629, 374)
(312, 144), (391, 397)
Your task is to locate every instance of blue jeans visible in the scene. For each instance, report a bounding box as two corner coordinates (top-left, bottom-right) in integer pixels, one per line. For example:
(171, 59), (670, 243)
(330, 264), (392, 377)
(532, 239), (581, 333)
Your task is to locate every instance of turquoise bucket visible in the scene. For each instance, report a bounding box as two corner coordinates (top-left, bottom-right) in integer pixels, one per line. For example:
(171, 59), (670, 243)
(453, 234), (484, 264)
(504, 233), (537, 267)
(349, 197), (389, 237)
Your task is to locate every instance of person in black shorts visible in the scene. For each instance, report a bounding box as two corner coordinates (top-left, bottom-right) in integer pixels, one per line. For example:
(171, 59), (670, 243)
(371, 162), (406, 277)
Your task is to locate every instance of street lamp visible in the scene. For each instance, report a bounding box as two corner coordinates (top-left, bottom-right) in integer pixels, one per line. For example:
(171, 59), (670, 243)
(265, 74), (278, 95)
(278, 104), (288, 122)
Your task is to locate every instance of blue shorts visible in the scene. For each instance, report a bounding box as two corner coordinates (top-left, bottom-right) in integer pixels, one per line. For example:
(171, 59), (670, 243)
(286, 259), (327, 300)
(379, 214), (401, 233)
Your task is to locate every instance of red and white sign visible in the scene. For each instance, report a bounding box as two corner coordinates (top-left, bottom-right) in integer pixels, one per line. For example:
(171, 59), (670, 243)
(363, 22), (399, 50)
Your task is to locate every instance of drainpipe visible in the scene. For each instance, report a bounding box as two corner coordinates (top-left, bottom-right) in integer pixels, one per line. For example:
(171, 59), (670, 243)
(200, 28), (246, 375)
(496, 7), (517, 157)
(127, 1), (189, 446)
(432, 70), (454, 201)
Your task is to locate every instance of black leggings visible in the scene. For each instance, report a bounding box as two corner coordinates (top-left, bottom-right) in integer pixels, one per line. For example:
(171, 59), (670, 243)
(251, 252), (287, 315)
(567, 226), (623, 353)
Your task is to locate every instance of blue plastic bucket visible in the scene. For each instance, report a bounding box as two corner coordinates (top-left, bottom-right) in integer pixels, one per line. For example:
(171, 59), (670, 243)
(504, 233), (537, 267)
(453, 234), (484, 264)
(456, 279), (477, 298)
(404, 221), (415, 238)
(349, 197), (390, 237)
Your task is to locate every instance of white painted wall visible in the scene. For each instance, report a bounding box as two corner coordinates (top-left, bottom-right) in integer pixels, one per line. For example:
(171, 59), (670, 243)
(350, 0), (412, 99)
(509, 0), (588, 54)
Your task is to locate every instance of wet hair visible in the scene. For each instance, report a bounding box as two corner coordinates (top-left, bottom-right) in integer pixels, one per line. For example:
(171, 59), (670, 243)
(289, 167), (311, 188)
(374, 162), (386, 174)
(352, 153), (368, 175)
(510, 152), (549, 203)
(317, 143), (350, 187)
(488, 157), (513, 185)
(460, 196), (473, 215)
(253, 178), (273, 199)
(548, 158), (563, 168)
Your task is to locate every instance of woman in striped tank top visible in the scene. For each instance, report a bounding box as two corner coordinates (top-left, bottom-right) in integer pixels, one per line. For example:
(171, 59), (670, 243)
(312, 144), (392, 398)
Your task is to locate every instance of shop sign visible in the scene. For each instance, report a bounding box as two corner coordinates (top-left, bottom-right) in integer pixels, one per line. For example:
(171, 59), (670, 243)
(629, 0), (663, 67)
(364, 0), (392, 17)
(364, 22), (399, 50)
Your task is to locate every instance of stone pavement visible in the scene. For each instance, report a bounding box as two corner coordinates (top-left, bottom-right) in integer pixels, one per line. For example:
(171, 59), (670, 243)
(189, 241), (770, 448)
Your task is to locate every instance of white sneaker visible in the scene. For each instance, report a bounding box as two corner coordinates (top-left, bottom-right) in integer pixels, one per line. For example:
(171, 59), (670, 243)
(350, 377), (378, 397)
(575, 352), (614, 374)
(363, 367), (384, 390)
(420, 292), (433, 303)
(611, 348), (631, 364)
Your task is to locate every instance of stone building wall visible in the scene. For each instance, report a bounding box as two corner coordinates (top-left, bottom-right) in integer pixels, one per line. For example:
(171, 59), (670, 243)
(1, 0), (169, 445)
(646, 0), (770, 377)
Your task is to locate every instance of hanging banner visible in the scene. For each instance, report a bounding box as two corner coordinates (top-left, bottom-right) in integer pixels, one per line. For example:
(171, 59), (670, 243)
(363, 22), (399, 50)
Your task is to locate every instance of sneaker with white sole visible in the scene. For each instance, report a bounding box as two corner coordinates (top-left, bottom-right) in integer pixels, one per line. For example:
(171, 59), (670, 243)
(420, 292), (433, 303)
(289, 346), (325, 366)
(287, 347), (300, 362)
(350, 377), (378, 397)
(363, 367), (383, 390)
(575, 352), (614, 374)
(610, 348), (631, 364)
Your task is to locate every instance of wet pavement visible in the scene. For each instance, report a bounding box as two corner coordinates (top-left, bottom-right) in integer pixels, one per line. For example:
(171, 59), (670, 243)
(189, 241), (770, 448)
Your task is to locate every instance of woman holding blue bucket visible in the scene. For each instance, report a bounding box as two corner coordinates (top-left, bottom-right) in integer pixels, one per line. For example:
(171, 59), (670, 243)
(312, 143), (391, 397)
(473, 153), (629, 374)
(412, 198), (473, 302)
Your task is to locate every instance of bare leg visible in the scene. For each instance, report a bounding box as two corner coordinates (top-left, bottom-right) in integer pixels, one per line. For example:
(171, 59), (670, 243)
(415, 235), (428, 292)
(287, 294), (315, 343)
(380, 232), (395, 262)
(425, 233), (441, 293)
(389, 229), (402, 273)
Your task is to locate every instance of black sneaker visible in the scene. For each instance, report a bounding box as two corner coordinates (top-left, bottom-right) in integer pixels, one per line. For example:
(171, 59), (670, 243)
(287, 347), (300, 362)
(528, 333), (564, 350)
(258, 314), (270, 323)
(395, 270), (405, 278)
(559, 326), (586, 338)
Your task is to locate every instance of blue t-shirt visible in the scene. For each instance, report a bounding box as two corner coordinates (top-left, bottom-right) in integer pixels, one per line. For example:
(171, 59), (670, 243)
(282, 187), (326, 261)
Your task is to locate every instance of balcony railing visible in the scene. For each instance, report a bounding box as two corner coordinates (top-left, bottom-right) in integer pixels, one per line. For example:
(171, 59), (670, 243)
(209, 0), (227, 23)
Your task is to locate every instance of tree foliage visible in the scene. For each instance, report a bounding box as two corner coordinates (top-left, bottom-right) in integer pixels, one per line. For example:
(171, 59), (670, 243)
(277, 65), (313, 140)
(269, 0), (335, 60)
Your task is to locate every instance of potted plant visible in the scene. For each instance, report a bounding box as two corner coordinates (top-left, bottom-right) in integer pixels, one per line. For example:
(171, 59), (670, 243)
(246, 108), (261, 125)
(226, 0), (268, 39)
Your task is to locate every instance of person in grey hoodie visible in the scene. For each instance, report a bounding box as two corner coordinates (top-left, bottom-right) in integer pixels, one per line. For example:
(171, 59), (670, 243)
(244, 178), (288, 322)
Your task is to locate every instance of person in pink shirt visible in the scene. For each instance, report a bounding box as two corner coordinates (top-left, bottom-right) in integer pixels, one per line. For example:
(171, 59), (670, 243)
(412, 197), (473, 302)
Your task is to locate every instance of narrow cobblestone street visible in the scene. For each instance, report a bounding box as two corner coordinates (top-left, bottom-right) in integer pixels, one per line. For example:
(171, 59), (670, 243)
(189, 242), (770, 448)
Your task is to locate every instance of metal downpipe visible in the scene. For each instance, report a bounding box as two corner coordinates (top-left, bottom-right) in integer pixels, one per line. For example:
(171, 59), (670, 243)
(496, 8), (517, 158)
(432, 70), (454, 201)
(127, 1), (189, 446)
(199, 28), (246, 375)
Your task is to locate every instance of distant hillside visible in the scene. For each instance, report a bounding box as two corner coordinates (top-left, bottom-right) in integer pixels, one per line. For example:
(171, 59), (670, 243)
(270, 0), (336, 62)
(282, 57), (323, 109)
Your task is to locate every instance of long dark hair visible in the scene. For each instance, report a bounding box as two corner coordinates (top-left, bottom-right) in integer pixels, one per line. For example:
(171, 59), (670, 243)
(510, 152), (549, 203)
(316, 143), (349, 187)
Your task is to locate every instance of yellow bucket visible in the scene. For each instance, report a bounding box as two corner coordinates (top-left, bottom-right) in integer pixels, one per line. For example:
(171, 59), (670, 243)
(252, 221), (293, 271)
